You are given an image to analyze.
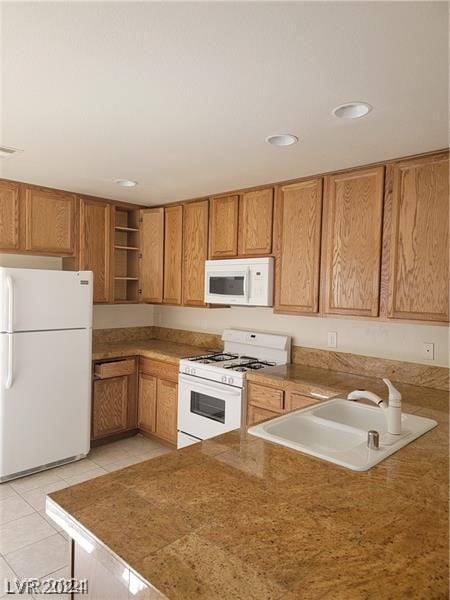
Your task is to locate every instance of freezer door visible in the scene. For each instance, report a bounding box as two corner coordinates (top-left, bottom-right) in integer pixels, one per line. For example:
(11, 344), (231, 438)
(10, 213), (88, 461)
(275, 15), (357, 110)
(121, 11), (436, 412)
(0, 268), (93, 332)
(0, 329), (91, 479)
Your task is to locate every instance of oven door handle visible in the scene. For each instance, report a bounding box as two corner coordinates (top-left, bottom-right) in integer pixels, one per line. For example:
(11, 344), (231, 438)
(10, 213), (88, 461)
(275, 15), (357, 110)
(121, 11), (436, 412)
(179, 374), (242, 397)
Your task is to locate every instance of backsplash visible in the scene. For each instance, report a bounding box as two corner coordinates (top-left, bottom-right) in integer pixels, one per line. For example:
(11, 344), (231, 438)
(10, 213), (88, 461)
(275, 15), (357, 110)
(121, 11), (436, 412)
(93, 325), (449, 390)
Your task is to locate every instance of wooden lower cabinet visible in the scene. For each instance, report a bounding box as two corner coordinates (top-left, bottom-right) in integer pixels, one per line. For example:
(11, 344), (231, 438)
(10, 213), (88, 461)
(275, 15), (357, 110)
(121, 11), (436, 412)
(285, 392), (318, 412)
(92, 376), (128, 439)
(246, 381), (335, 425)
(138, 374), (157, 433)
(138, 359), (178, 444)
(91, 358), (137, 442)
(155, 379), (178, 443)
(247, 404), (280, 425)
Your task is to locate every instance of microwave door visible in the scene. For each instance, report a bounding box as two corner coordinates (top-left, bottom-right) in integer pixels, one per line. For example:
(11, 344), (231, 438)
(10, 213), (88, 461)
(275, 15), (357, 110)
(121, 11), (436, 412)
(205, 269), (249, 304)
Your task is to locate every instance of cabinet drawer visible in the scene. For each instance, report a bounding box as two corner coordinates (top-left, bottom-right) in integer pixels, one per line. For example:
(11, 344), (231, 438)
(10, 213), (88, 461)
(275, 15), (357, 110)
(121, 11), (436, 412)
(139, 358), (178, 382)
(94, 359), (136, 379)
(286, 392), (318, 412)
(247, 382), (284, 411)
(247, 405), (279, 426)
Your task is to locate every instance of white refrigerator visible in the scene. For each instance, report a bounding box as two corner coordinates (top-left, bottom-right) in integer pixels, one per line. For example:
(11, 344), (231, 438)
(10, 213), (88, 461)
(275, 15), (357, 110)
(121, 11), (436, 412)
(0, 268), (93, 482)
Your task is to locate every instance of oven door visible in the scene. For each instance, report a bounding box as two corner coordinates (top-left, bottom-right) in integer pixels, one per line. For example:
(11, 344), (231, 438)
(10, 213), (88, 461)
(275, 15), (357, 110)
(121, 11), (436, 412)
(178, 374), (242, 440)
(204, 268), (249, 304)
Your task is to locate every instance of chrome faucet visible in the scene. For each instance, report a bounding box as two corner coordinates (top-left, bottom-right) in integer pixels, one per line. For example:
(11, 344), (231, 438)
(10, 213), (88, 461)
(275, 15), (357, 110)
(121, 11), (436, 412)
(347, 378), (402, 435)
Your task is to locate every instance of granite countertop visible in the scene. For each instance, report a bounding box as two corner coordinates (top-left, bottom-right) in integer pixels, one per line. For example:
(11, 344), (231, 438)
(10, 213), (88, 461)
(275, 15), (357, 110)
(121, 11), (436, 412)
(92, 339), (218, 364)
(49, 369), (449, 599)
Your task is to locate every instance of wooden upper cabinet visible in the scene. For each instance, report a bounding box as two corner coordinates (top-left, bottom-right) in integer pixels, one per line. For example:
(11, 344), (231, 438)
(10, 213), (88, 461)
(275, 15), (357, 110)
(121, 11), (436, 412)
(209, 195), (239, 258)
(0, 181), (20, 250)
(183, 200), (208, 306)
(322, 167), (384, 317)
(79, 198), (111, 303)
(163, 205), (183, 304)
(274, 179), (323, 314)
(388, 153), (449, 322)
(239, 188), (274, 255)
(24, 187), (76, 255)
(140, 208), (164, 303)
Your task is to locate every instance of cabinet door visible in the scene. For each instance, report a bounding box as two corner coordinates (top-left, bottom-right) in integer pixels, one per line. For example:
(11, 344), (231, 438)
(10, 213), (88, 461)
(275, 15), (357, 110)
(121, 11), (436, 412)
(247, 405), (279, 426)
(92, 376), (128, 439)
(0, 181), (20, 250)
(140, 207), (164, 303)
(274, 179), (323, 314)
(209, 195), (239, 258)
(163, 205), (183, 305)
(247, 382), (284, 411)
(79, 198), (111, 303)
(239, 188), (273, 255)
(388, 154), (449, 322)
(182, 200), (208, 306)
(138, 374), (157, 433)
(155, 378), (177, 443)
(322, 167), (384, 317)
(24, 187), (75, 255)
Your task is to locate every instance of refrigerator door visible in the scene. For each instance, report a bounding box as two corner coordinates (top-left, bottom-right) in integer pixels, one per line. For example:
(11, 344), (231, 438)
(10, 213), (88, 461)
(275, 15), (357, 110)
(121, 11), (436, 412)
(0, 329), (91, 480)
(0, 268), (93, 333)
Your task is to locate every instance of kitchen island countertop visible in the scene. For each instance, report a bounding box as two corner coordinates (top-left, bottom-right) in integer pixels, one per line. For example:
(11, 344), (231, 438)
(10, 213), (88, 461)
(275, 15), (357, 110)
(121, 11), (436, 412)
(49, 366), (449, 600)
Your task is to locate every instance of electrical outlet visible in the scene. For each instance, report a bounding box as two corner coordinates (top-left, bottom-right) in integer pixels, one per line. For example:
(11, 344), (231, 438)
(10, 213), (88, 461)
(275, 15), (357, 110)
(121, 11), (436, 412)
(423, 343), (434, 361)
(327, 332), (337, 348)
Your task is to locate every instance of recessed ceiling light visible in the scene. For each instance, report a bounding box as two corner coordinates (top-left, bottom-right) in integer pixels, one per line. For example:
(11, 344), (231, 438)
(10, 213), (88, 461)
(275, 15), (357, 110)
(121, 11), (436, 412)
(332, 102), (372, 119)
(265, 134), (299, 146)
(115, 179), (137, 188)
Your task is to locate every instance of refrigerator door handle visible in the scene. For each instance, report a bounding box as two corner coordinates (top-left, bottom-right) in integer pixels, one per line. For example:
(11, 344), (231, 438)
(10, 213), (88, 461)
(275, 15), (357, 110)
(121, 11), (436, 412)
(5, 276), (14, 333)
(5, 334), (14, 389)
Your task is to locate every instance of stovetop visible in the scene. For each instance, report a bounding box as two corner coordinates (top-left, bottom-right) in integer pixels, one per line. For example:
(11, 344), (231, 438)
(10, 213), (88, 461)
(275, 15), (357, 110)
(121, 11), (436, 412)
(185, 352), (276, 373)
(179, 330), (290, 388)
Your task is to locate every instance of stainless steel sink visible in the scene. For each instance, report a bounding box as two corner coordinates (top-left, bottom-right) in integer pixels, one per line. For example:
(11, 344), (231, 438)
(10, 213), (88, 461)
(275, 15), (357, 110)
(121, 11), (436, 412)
(248, 398), (437, 471)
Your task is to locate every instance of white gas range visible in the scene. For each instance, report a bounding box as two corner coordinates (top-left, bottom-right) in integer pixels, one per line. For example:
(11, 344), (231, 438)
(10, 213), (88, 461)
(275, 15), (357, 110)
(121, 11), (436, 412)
(177, 329), (290, 448)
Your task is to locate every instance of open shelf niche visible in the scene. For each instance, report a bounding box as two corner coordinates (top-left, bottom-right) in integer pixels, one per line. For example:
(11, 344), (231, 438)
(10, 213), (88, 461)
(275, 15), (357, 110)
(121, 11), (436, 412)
(113, 207), (141, 302)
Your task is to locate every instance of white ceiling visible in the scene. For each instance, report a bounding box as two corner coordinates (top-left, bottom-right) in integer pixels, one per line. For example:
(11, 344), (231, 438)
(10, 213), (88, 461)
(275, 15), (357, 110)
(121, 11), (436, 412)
(1, 2), (448, 206)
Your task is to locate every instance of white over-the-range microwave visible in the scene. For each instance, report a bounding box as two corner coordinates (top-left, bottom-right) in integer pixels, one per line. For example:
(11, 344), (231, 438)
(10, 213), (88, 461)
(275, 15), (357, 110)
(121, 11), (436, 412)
(204, 257), (274, 306)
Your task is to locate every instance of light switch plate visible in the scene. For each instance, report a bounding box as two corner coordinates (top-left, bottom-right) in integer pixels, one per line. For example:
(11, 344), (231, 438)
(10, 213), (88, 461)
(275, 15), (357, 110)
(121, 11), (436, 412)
(327, 332), (337, 348)
(423, 343), (434, 361)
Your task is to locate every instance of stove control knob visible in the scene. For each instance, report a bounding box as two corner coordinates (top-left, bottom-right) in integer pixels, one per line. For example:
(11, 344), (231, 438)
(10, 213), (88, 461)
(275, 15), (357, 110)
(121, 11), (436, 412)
(191, 368), (196, 376)
(228, 377), (234, 385)
(221, 376), (227, 383)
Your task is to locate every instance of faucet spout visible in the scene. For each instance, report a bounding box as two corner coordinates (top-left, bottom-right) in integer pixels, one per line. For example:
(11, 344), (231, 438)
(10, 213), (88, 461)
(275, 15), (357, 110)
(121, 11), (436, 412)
(346, 389), (385, 407)
(347, 379), (402, 435)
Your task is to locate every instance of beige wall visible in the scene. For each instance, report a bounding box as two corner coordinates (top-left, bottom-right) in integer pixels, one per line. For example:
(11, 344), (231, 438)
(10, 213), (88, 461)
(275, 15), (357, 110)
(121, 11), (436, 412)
(0, 254), (154, 329)
(153, 305), (450, 368)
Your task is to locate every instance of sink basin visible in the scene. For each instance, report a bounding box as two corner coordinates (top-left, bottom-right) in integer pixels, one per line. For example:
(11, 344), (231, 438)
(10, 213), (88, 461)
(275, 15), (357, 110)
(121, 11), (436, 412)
(248, 398), (437, 471)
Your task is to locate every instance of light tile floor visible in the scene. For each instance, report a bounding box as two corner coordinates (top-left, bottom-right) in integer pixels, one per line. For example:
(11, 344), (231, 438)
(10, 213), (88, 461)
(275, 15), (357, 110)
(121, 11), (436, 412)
(0, 435), (171, 599)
